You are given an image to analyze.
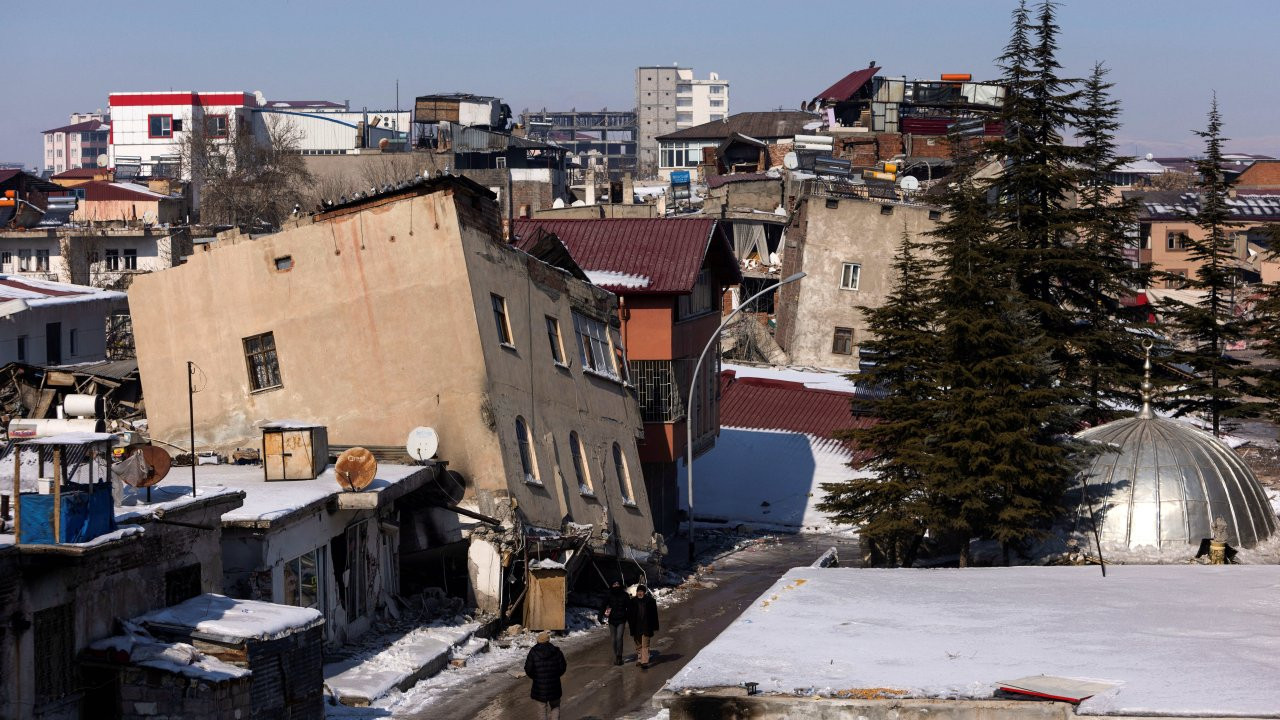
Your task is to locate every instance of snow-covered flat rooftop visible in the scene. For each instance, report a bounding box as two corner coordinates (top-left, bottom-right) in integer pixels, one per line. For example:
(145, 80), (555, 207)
(667, 565), (1280, 717)
(137, 593), (322, 641)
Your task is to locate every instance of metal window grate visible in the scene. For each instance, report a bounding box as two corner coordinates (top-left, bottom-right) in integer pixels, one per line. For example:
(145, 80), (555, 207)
(35, 603), (75, 702)
(630, 360), (687, 423)
(244, 332), (282, 391)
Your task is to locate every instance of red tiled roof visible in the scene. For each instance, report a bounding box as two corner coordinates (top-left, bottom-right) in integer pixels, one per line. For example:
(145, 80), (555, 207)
(52, 167), (109, 179)
(0, 169), (18, 184)
(718, 371), (875, 462)
(512, 218), (742, 294)
(42, 119), (108, 135)
(813, 66), (880, 103)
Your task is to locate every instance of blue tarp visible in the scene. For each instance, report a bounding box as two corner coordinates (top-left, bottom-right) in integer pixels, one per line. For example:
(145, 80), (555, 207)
(18, 484), (116, 544)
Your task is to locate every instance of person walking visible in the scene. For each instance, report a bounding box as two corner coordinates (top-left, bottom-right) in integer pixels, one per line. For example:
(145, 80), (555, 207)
(627, 584), (659, 669)
(525, 630), (567, 719)
(599, 580), (631, 665)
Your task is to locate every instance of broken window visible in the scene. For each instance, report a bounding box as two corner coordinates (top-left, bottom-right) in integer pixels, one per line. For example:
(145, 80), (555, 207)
(18, 249), (31, 272)
(345, 522), (369, 622)
(34, 603), (75, 703)
(613, 442), (635, 504)
(832, 327), (854, 355)
(35, 249), (49, 272)
(283, 548), (324, 610)
(570, 431), (593, 494)
(491, 294), (514, 346)
(243, 331), (282, 391)
(572, 313), (617, 379)
(545, 316), (566, 365)
(516, 416), (539, 483)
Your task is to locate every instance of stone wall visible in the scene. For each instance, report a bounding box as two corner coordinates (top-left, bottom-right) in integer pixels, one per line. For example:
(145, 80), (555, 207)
(118, 667), (252, 720)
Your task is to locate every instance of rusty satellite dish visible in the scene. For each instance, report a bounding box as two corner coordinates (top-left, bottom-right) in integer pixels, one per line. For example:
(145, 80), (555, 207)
(119, 445), (172, 489)
(335, 447), (378, 492)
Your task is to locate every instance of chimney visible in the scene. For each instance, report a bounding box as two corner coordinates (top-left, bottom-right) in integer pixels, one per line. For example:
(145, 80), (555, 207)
(622, 173), (635, 205)
(585, 168), (596, 206)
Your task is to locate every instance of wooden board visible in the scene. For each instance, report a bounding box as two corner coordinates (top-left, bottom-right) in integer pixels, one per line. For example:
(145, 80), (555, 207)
(998, 675), (1120, 703)
(523, 568), (566, 631)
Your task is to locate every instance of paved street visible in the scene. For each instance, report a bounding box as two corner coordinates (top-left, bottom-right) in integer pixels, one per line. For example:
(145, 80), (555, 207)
(402, 533), (860, 720)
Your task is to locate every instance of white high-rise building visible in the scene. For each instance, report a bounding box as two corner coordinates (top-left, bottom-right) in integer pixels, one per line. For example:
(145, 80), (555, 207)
(635, 67), (729, 178)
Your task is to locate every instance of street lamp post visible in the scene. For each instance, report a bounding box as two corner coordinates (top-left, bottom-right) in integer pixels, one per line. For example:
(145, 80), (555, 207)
(685, 271), (806, 564)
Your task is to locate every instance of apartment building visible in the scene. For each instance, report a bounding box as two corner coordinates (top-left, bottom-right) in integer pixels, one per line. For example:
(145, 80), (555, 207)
(635, 67), (729, 177)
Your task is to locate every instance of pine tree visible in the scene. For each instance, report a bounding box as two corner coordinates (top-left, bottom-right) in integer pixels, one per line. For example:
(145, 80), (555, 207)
(923, 140), (1079, 565)
(819, 226), (939, 566)
(1162, 98), (1252, 435)
(1070, 62), (1150, 422)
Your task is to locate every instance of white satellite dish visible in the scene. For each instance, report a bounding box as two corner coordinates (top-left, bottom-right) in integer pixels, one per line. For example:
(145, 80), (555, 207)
(96, 154), (109, 168)
(406, 426), (439, 462)
(1145, 152), (1154, 161)
(783, 152), (799, 171)
(899, 176), (921, 192)
(802, 120), (823, 131)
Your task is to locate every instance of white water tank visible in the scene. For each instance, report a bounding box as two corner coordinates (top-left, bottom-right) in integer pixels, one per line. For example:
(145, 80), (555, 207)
(8, 418), (106, 440)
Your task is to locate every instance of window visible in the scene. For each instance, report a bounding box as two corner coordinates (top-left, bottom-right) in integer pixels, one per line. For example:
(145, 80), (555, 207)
(172, 118), (183, 132)
(630, 360), (687, 423)
(283, 548), (324, 610)
(573, 313), (618, 379)
(880, 205), (894, 216)
(832, 327), (854, 355)
(17, 335), (26, 362)
(55, 149), (63, 158)
(275, 255), (293, 271)
(34, 603), (75, 703)
(35, 249), (49, 272)
(929, 210), (943, 221)
(676, 84), (692, 94)
(165, 563), (202, 606)
(1167, 231), (1189, 251)
(148, 114), (173, 138)
(711, 85), (724, 94)
(69, 329), (77, 357)
(105, 248), (119, 271)
(613, 442), (635, 505)
(243, 331), (282, 391)
(344, 522), (369, 622)
(710, 99), (724, 108)
(840, 263), (861, 291)
(546, 316), (566, 365)
(1, 250), (11, 268)
(710, 114), (724, 121)
(676, 97), (692, 108)
(570, 431), (592, 494)
(677, 112), (693, 124)
(491, 294), (513, 346)
(123, 249), (137, 270)
(677, 270), (718, 320)
(205, 114), (229, 138)
(18, 249), (31, 271)
(515, 416), (539, 483)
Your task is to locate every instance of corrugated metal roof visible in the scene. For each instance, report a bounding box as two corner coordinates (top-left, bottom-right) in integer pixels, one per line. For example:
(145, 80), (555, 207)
(52, 167), (110, 179)
(813, 66), (880, 103)
(657, 112), (817, 142)
(47, 358), (139, 380)
(81, 181), (173, 202)
(512, 218), (741, 294)
(718, 370), (875, 463)
(41, 120), (109, 135)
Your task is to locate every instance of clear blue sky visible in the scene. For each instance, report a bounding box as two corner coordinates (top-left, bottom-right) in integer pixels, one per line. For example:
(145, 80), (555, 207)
(6, 0), (1279, 169)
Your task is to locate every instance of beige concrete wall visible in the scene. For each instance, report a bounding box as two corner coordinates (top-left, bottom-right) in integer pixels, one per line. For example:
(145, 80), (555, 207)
(129, 182), (653, 552)
(785, 197), (937, 370)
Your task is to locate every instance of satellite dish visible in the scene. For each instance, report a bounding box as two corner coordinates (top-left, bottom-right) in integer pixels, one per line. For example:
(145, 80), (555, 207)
(406, 426), (439, 462)
(803, 121), (823, 131)
(378, 138), (390, 150)
(335, 447), (378, 492)
(783, 152), (799, 171)
(1145, 153), (1154, 161)
(121, 445), (172, 489)
(899, 176), (921, 192)
(96, 154), (109, 168)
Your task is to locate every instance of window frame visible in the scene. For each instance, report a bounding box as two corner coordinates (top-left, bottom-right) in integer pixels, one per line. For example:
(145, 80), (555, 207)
(840, 262), (861, 291)
(515, 416), (540, 484)
(148, 113), (174, 139)
(570, 431), (593, 495)
(283, 547), (324, 610)
(1166, 230), (1189, 251)
(545, 315), (567, 366)
(613, 442), (636, 506)
(243, 331), (283, 392)
(491, 293), (514, 347)
(572, 312), (619, 380)
(205, 114), (230, 139)
(105, 248), (120, 271)
(832, 327), (854, 355)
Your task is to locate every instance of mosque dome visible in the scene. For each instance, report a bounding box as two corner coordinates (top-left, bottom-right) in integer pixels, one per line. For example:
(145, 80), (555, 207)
(1075, 414), (1277, 551)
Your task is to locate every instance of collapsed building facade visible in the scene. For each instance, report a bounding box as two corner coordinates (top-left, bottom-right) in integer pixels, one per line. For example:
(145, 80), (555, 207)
(128, 176), (658, 614)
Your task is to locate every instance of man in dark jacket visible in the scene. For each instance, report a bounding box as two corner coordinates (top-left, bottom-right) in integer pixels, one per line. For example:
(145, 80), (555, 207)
(525, 631), (567, 719)
(599, 580), (630, 665)
(627, 584), (659, 668)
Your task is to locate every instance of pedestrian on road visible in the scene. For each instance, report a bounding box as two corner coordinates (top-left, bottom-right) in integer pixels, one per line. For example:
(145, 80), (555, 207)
(525, 630), (567, 719)
(627, 584), (659, 669)
(598, 580), (631, 665)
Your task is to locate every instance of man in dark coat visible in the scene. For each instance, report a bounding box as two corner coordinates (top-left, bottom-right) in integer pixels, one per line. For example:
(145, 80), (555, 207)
(627, 584), (659, 668)
(525, 631), (567, 719)
(599, 580), (631, 665)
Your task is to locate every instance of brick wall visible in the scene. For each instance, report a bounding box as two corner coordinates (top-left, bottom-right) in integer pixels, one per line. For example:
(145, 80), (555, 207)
(118, 666), (252, 720)
(766, 142), (795, 170)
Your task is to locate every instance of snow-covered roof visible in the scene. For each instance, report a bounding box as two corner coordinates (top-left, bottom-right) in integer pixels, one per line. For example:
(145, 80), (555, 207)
(583, 270), (651, 289)
(666, 565), (1280, 716)
(723, 363), (857, 394)
(0, 276), (125, 310)
(138, 462), (431, 528)
(137, 593), (323, 641)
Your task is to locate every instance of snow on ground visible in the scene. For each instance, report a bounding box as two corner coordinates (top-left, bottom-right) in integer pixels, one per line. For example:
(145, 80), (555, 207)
(724, 362), (857, 394)
(325, 621), (481, 705)
(666, 565), (1280, 717)
(678, 428), (864, 533)
(138, 594), (322, 641)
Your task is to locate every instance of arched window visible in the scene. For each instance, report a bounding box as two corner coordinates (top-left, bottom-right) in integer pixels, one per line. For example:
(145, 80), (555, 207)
(516, 416), (538, 484)
(613, 442), (635, 504)
(570, 431), (592, 494)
